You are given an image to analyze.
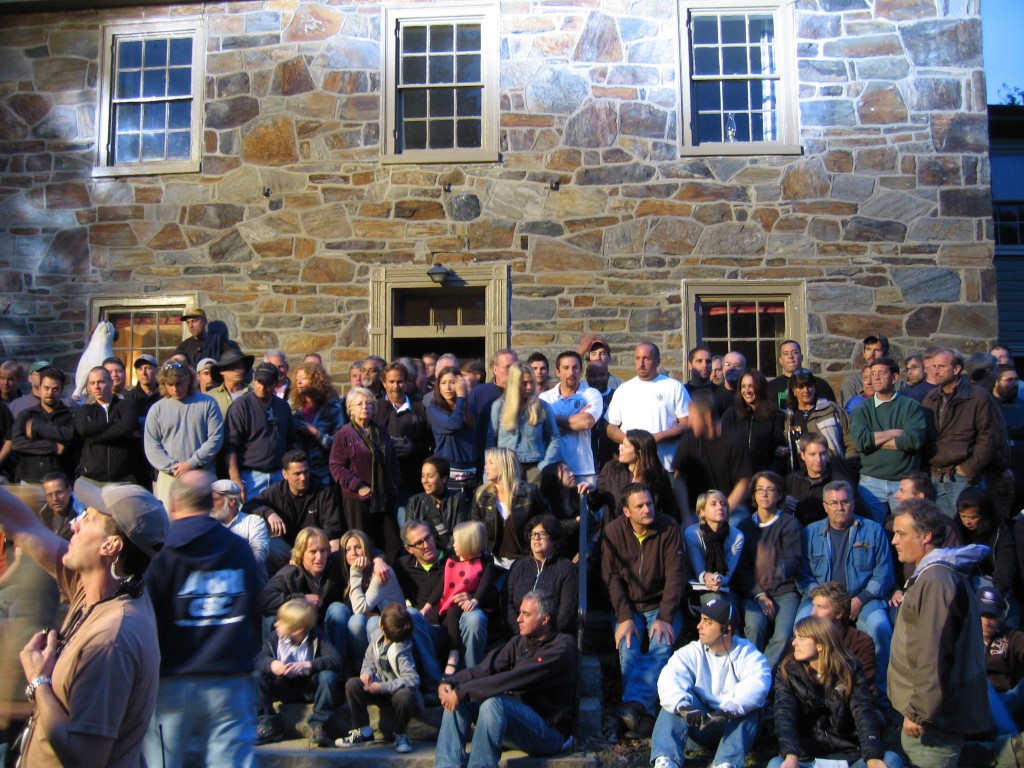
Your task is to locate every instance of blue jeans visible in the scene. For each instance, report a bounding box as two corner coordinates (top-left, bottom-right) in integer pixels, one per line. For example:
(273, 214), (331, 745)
(254, 668), (339, 727)
(435, 694), (566, 768)
(410, 607), (488, 690)
(743, 591), (799, 669)
(767, 753), (903, 768)
(324, 601), (351, 672)
(858, 475), (901, 527)
(617, 609), (682, 715)
(933, 473), (974, 520)
(651, 704), (761, 768)
(240, 468), (282, 499)
(143, 674), (255, 768)
(901, 724), (963, 768)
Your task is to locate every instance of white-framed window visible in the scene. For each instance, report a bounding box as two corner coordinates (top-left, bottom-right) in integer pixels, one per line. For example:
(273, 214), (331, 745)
(682, 280), (806, 377)
(382, 4), (499, 164)
(91, 295), (195, 385)
(94, 19), (205, 177)
(678, 0), (799, 156)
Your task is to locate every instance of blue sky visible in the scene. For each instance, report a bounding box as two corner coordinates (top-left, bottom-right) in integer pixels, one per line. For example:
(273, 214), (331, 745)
(984, 0), (1020, 103)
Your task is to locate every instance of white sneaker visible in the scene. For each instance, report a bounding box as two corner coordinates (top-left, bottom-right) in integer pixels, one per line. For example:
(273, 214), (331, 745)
(394, 733), (413, 753)
(654, 757), (679, 768)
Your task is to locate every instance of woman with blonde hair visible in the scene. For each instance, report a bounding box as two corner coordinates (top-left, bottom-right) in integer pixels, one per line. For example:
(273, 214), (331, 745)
(472, 447), (548, 570)
(684, 490), (744, 612)
(486, 362), (560, 482)
(771, 616), (902, 768)
(340, 529), (404, 670)
(290, 361), (346, 483)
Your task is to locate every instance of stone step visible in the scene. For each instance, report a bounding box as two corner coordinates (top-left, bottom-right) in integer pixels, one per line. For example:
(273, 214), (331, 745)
(254, 739), (600, 768)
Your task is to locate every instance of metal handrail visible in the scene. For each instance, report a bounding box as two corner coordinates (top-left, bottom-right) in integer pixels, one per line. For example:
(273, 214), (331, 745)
(574, 489), (590, 743)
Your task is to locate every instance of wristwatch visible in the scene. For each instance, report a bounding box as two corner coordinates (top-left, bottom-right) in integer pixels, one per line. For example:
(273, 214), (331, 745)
(25, 675), (51, 702)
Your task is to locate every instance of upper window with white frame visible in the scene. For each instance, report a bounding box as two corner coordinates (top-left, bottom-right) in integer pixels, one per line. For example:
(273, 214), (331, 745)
(95, 19), (204, 176)
(382, 4), (499, 164)
(678, 0), (799, 156)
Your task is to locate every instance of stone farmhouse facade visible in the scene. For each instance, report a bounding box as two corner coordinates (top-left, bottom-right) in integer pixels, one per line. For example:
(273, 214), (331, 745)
(0, 0), (995, 386)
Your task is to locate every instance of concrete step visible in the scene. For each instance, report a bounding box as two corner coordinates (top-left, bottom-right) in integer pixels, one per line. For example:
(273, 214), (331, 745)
(255, 739), (600, 768)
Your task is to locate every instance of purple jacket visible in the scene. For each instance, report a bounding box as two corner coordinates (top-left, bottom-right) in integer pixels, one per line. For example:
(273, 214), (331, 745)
(328, 421), (399, 503)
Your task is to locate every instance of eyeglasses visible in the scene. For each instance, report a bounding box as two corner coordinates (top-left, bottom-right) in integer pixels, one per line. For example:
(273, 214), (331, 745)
(529, 531), (551, 540)
(824, 499), (854, 507)
(161, 362), (184, 371)
(792, 368), (813, 377)
(406, 534), (434, 550)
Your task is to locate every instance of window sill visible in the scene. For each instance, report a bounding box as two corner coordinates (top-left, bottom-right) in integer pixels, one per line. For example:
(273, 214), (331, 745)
(380, 149), (501, 165)
(680, 143), (803, 157)
(92, 160), (201, 178)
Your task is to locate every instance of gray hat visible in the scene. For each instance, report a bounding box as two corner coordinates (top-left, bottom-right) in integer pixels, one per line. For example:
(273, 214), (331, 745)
(211, 479), (242, 497)
(196, 357), (217, 373)
(73, 478), (168, 559)
(133, 354), (158, 369)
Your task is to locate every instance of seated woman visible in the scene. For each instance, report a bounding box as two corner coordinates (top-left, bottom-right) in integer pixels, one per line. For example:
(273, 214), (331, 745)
(486, 362), (560, 482)
(770, 616), (903, 768)
(735, 471), (803, 669)
(503, 514), (578, 636)
(259, 527), (348, 659)
(472, 447), (548, 571)
(538, 461), (589, 560)
(595, 429), (681, 523)
(405, 455), (471, 553)
(341, 529), (405, 673)
(684, 490), (744, 613)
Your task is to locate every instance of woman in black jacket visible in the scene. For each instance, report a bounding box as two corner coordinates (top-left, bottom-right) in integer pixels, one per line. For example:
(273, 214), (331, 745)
(471, 447), (548, 571)
(594, 429), (680, 523)
(770, 616), (902, 768)
(405, 455), (470, 552)
(721, 369), (789, 474)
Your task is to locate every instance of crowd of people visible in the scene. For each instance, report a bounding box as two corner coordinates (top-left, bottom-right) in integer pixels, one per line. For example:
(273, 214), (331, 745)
(2, 311), (1024, 768)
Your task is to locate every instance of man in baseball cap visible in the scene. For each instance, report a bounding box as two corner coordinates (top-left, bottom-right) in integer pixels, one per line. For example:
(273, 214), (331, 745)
(977, 586), (1024, 733)
(173, 306), (236, 368)
(0, 481), (165, 766)
(649, 597), (771, 768)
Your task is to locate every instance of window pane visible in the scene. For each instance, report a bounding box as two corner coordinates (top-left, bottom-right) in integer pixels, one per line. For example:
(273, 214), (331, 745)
(696, 113), (721, 143)
(720, 16), (746, 44)
(167, 130), (191, 159)
(457, 53), (480, 83)
(143, 38), (167, 66)
(722, 46), (747, 75)
(143, 68), (167, 98)
(430, 24), (454, 52)
(692, 17), (718, 44)
(462, 295), (485, 325)
(115, 133), (140, 163)
(456, 24), (481, 52)
(749, 17), (774, 45)
(758, 341), (777, 377)
(723, 80), (749, 111)
(169, 37), (192, 65)
(402, 55), (427, 84)
(116, 102), (141, 131)
(428, 119), (454, 149)
(434, 302), (458, 326)
(732, 306), (757, 338)
(142, 132), (165, 161)
(403, 89), (427, 118)
(456, 86), (481, 117)
(430, 88), (454, 116)
(694, 80), (721, 111)
(430, 54), (454, 84)
(119, 39), (142, 68)
(143, 102), (165, 131)
(404, 120), (426, 149)
(693, 47), (719, 76)
(117, 70), (141, 99)
(168, 101), (191, 129)
(456, 118), (481, 148)
(168, 66), (191, 96)
(403, 25), (427, 53)
(699, 302), (728, 338)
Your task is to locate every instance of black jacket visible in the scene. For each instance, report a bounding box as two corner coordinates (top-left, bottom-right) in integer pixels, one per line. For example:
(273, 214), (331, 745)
(259, 552), (345, 623)
(471, 483), (547, 561)
(774, 658), (884, 763)
(255, 624), (342, 675)
(13, 402), (76, 482)
(503, 554), (577, 634)
(36, 398), (141, 483)
(244, 477), (344, 545)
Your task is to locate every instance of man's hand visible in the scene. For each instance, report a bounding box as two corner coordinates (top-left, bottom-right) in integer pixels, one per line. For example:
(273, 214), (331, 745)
(850, 596), (864, 620)
(438, 683), (460, 711)
(757, 594), (776, 620)
(173, 461), (193, 479)
(270, 660), (288, 676)
(781, 755), (800, 768)
(866, 759), (890, 768)
(902, 717), (924, 738)
(357, 486), (372, 499)
(889, 589), (904, 608)
(614, 619), (640, 650)
(305, 593), (321, 607)
(373, 556), (390, 584)
(20, 629), (57, 681)
(649, 618), (675, 646)
(679, 708), (704, 728)
(266, 512), (286, 537)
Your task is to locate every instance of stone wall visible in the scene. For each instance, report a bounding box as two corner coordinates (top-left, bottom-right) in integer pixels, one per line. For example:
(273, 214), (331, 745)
(0, 0), (994, 383)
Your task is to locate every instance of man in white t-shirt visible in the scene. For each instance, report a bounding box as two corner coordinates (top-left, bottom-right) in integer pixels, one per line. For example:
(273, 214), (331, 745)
(606, 343), (690, 470)
(540, 351), (603, 485)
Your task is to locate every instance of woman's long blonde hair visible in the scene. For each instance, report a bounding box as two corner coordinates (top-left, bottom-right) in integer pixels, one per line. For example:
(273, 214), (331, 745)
(500, 362), (544, 432)
(475, 447), (521, 504)
(779, 615), (855, 701)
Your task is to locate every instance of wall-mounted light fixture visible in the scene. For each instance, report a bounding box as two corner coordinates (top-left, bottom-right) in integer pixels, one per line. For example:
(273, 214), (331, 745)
(427, 264), (449, 285)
